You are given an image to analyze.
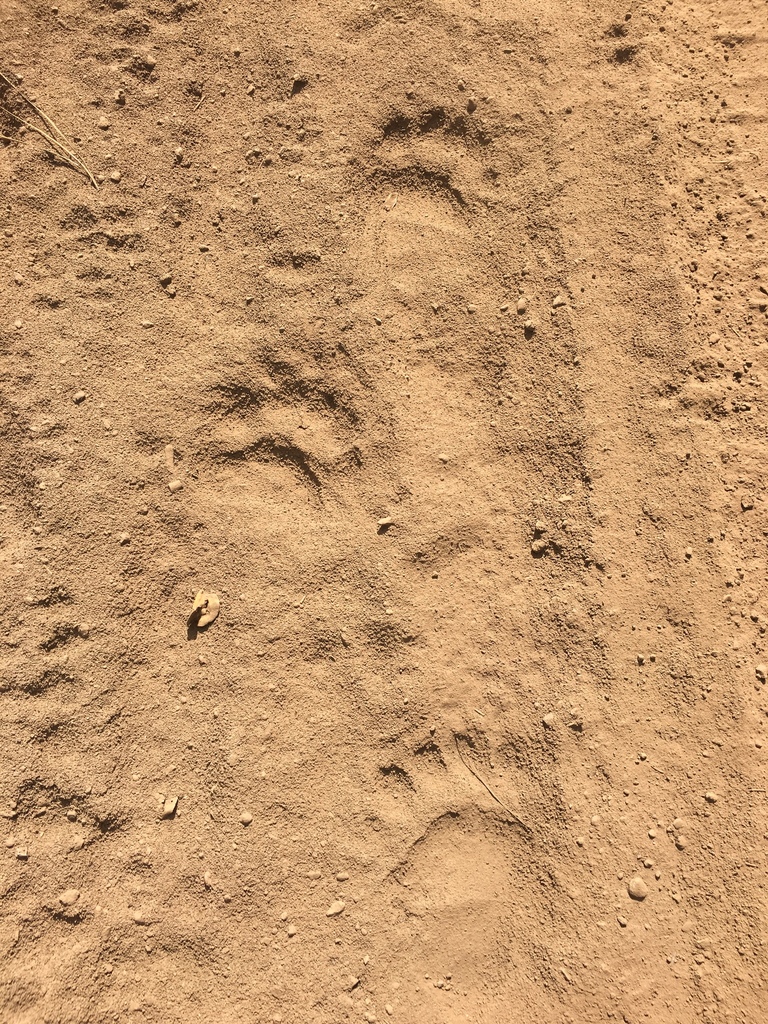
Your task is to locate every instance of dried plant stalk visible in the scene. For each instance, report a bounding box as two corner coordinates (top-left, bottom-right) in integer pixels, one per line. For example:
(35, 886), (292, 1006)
(0, 71), (98, 188)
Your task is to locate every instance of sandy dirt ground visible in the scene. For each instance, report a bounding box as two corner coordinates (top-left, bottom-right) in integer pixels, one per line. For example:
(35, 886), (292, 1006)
(1, 1), (767, 1022)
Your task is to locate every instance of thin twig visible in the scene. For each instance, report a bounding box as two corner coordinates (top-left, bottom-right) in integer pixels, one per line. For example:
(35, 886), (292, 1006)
(17, 91), (68, 142)
(0, 71), (98, 188)
(453, 735), (530, 832)
(7, 110), (98, 188)
(14, 112), (97, 186)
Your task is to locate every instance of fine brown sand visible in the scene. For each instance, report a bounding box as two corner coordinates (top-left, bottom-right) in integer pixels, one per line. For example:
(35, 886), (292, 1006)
(1, 2), (767, 1022)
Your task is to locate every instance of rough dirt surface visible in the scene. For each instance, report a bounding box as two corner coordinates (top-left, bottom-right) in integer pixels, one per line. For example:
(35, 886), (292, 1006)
(1, 1), (767, 1022)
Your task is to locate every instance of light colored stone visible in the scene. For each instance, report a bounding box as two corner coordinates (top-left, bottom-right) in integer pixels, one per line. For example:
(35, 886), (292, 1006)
(162, 795), (178, 819)
(59, 889), (80, 906)
(628, 876), (649, 901)
(326, 900), (346, 917)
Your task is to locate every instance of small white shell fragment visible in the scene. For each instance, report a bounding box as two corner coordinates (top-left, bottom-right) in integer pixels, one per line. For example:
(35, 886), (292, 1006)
(190, 591), (220, 628)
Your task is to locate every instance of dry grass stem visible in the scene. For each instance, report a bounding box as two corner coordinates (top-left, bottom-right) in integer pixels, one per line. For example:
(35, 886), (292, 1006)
(0, 71), (98, 188)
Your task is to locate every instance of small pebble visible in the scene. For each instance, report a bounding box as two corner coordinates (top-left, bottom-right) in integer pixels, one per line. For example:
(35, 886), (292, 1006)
(59, 888), (80, 906)
(168, 479), (184, 493)
(161, 795), (178, 819)
(287, 924), (297, 937)
(704, 791), (719, 804)
(239, 811), (253, 826)
(617, 916), (628, 927)
(110, 170), (122, 183)
(308, 869), (321, 880)
(132, 910), (149, 925)
(203, 870), (213, 888)
(542, 712), (555, 729)
(552, 294), (567, 308)
(755, 664), (767, 683)
(466, 303), (477, 313)
(326, 900), (346, 917)
(73, 391), (86, 404)
(118, 532), (131, 545)
(15, 847), (28, 860)
(377, 516), (393, 527)
(531, 539), (548, 556)
(628, 876), (649, 901)
(98, 115), (111, 129)
(516, 297), (527, 314)
(336, 871), (350, 882)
